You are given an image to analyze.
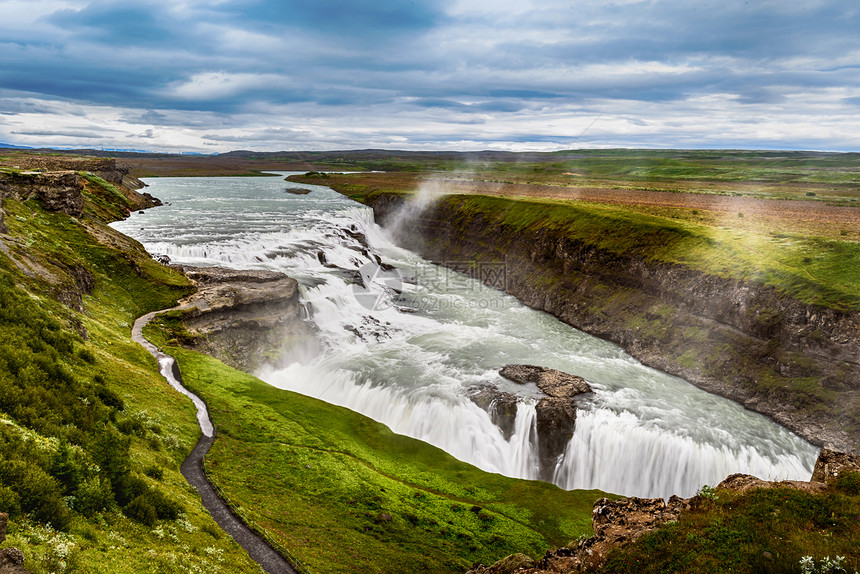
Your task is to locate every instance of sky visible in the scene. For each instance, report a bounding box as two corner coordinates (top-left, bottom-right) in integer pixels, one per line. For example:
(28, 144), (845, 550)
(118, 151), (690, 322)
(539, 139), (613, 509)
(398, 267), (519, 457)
(0, 0), (858, 153)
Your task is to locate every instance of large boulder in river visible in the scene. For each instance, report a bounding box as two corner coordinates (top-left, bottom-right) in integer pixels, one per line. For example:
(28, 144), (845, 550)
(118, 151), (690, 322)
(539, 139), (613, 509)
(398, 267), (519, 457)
(500, 365), (592, 481)
(499, 364), (592, 398)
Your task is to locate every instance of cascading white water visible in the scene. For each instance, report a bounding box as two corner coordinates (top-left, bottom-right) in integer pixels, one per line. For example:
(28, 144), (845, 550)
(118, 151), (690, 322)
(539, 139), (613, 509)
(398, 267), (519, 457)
(112, 174), (819, 499)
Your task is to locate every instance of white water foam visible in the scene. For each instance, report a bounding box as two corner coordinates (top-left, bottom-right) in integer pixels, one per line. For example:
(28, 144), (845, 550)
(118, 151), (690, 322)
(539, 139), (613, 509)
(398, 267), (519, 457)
(112, 175), (819, 499)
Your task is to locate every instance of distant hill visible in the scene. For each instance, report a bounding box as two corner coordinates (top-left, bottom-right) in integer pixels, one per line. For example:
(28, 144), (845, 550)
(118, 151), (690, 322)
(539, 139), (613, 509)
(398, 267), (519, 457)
(0, 142), (32, 149)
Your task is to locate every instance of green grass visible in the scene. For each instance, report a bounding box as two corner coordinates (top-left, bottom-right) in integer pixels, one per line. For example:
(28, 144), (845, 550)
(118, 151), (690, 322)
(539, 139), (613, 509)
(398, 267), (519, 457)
(147, 343), (609, 574)
(601, 481), (860, 574)
(0, 191), (264, 572)
(436, 194), (860, 311)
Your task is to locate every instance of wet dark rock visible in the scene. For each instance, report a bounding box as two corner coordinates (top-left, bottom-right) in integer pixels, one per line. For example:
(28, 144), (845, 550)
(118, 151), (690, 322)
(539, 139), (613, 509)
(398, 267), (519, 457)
(499, 365), (592, 480)
(154, 253), (171, 265)
(141, 191), (162, 206)
(467, 366), (591, 480)
(467, 386), (519, 440)
(534, 397), (577, 481)
(342, 228), (370, 249)
(284, 187), (312, 195)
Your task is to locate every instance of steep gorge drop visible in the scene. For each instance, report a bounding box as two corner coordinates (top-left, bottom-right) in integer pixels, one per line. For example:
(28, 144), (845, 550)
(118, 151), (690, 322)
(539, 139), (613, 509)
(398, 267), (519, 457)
(112, 174), (818, 499)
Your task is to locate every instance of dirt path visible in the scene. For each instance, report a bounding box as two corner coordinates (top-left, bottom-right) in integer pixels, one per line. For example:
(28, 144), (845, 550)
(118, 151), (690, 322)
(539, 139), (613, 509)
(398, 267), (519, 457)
(132, 310), (300, 574)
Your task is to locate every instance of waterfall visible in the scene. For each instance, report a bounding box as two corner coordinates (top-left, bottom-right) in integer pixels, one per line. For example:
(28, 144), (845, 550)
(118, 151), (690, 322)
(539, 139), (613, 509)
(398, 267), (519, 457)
(554, 407), (813, 499)
(112, 174), (819, 499)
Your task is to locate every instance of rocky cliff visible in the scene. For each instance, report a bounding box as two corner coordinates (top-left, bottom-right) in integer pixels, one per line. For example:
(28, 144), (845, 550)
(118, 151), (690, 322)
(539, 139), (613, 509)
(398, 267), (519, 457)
(165, 266), (317, 373)
(0, 157), (158, 232)
(357, 192), (859, 453)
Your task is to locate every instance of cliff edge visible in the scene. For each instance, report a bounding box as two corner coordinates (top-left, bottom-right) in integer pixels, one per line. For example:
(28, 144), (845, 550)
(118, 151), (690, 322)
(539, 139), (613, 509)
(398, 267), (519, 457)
(353, 191), (859, 453)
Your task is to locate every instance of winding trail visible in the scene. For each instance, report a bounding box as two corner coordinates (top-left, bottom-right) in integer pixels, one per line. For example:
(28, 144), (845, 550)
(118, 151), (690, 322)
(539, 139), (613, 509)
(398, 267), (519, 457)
(132, 309), (299, 574)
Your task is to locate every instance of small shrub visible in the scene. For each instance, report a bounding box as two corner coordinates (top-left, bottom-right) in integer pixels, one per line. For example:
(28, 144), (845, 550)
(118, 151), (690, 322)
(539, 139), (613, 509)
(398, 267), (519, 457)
(124, 495), (157, 527)
(95, 385), (124, 410)
(141, 488), (182, 520)
(698, 484), (719, 500)
(113, 474), (147, 506)
(0, 485), (21, 516)
(116, 418), (146, 437)
(143, 465), (164, 481)
(74, 476), (113, 516)
(834, 470), (860, 495)
(76, 347), (96, 364)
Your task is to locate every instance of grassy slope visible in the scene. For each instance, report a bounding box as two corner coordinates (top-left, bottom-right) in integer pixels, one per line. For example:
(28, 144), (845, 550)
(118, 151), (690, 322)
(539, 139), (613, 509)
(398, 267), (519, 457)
(0, 165), (609, 573)
(0, 192), (264, 572)
(142, 341), (608, 574)
(601, 478), (860, 574)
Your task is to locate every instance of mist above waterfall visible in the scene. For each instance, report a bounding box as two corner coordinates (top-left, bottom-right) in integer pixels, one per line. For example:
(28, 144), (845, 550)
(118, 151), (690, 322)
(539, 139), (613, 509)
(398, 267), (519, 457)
(113, 174), (819, 499)
(385, 176), (458, 240)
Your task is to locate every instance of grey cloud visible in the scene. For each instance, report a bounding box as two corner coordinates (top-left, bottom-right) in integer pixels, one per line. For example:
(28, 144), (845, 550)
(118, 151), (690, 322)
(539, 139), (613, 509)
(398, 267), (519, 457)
(0, 0), (856, 151)
(12, 129), (107, 139)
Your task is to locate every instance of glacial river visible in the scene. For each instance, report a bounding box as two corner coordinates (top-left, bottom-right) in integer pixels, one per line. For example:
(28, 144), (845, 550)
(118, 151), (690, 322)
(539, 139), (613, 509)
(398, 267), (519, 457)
(112, 174), (818, 498)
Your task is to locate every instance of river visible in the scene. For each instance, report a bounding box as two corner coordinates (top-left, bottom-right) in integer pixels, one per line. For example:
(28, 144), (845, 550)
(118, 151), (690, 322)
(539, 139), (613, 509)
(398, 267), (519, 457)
(112, 174), (818, 499)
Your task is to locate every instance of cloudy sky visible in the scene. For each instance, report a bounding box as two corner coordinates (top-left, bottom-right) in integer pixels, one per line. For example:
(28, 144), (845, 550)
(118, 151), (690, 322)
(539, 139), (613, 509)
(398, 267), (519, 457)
(0, 0), (858, 152)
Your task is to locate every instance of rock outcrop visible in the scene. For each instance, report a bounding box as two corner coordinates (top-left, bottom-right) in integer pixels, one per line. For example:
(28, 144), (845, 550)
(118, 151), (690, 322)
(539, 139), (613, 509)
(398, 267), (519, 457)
(467, 495), (692, 574)
(356, 191), (859, 453)
(0, 157), (158, 224)
(810, 448), (860, 485)
(0, 171), (84, 217)
(500, 365), (592, 480)
(0, 513), (30, 574)
(499, 365), (592, 397)
(468, 365), (592, 480)
(173, 266), (317, 372)
(467, 385), (520, 440)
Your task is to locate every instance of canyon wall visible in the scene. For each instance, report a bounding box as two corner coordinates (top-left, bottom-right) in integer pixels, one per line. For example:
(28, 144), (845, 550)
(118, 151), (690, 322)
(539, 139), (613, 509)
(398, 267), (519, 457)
(361, 192), (859, 452)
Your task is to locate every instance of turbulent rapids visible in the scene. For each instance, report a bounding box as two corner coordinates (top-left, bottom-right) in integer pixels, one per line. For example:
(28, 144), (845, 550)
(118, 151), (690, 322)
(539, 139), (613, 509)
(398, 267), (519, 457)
(112, 174), (819, 499)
